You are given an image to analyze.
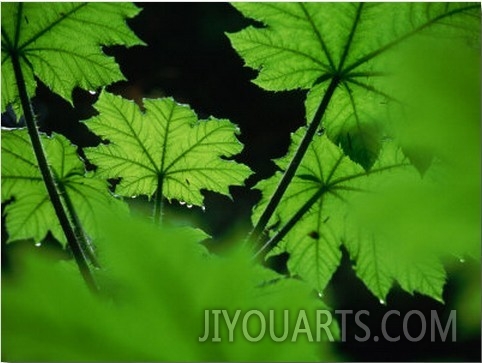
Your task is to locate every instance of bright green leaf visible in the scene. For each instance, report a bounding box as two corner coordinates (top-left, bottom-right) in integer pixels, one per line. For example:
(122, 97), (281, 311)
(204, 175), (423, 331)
(255, 129), (449, 301)
(1, 2), (144, 113)
(83, 92), (252, 207)
(1, 128), (128, 245)
(2, 214), (338, 361)
(228, 3), (479, 168)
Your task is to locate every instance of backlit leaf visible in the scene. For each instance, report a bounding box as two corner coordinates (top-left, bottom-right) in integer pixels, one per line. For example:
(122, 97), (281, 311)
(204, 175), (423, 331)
(83, 92), (252, 207)
(254, 129), (448, 301)
(228, 3), (480, 168)
(1, 2), (144, 113)
(1, 128), (127, 245)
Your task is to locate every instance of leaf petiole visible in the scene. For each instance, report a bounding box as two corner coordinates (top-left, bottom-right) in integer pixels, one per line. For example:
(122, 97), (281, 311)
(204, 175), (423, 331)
(247, 76), (340, 248)
(153, 173), (164, 224)
(11, 51), (98, 292)
(253, 186), (326, 260)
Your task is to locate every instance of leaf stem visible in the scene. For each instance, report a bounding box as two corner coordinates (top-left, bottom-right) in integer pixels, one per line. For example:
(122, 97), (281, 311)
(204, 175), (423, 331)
(11, 52), (98, 292)
(153, 173), (164, 224)
(57, 182), (100, 268)
(253, 186), (325, 260)
(247, 76), (340, 247)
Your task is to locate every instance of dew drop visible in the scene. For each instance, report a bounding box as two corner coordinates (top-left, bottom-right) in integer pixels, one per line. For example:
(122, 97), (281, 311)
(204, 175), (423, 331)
(35, 242), (41, 247)
(318, 292), (324, 298)
(179, 201), (186, 205)
(201, 206), (206, 212)
(459, 258), (465, 263)
(88, 90), (96, 95)
(187, 204), (193, 209)
(379, 299), (386, 305)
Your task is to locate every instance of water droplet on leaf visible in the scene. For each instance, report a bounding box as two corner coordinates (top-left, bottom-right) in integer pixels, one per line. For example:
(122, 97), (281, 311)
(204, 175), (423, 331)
(318, 292), (324, 298)
(88, 90), (96, 95)
(201, 206), (206, 212)
(459, 258), (465, 263)
(187, 204), (193, 209)
(179, 201), (186, 205)
(35, 242), (41, 247)
(379, 299), (386, 305)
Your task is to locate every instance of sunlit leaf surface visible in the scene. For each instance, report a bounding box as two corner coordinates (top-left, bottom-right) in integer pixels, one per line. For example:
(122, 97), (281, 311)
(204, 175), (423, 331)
(84, 92), (252, 206)
(1, 129), (128, 245)
(1, 2), (143, 113)
(229, 3), (479, 168)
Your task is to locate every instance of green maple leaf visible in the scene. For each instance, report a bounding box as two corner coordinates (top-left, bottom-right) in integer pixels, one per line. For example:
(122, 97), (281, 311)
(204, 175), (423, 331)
(1, 2), (143, 113)
(83, 92), (252, 207)
(1, 129), (128, 245)
(254, 129), (447, 302)
(228, 3), (479, 169)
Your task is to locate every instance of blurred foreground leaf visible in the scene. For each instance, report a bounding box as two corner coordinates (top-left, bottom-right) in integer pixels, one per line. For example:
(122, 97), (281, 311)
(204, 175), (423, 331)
(2, 215), (338, 361)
